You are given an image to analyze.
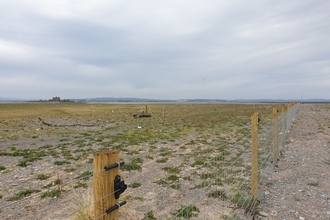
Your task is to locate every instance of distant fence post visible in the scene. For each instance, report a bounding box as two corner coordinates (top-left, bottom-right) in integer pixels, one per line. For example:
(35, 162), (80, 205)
(93, 150), (120, 220)
(281, 105), (286, 146)
(251, 112), (259, 201)
(272, 107), (278, 165)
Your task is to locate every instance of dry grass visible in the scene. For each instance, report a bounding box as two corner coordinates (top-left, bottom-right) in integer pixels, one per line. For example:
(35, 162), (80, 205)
(67, 189), (94, 220)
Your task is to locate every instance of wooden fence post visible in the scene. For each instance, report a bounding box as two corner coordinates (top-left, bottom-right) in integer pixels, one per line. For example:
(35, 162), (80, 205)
(93, 150), (120, 220)
(272, 107), (278, 164)
(281, 105), (286, 146)
(251, 112), (259, 201)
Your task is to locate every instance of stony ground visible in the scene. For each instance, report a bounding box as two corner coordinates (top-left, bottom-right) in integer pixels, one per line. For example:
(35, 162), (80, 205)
(1, 103), (329, 220)
(258, 104), (330, 220)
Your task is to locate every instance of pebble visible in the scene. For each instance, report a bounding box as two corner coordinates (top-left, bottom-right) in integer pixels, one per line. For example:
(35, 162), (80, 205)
(259, 211), (268, 217)
(299, 217), (305, 220)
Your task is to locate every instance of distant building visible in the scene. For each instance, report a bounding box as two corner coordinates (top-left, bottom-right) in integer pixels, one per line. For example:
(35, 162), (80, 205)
(49, 97), (60, 102)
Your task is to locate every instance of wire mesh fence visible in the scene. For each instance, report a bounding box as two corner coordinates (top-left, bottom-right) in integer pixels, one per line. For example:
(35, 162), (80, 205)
(0, 102), (300, 220)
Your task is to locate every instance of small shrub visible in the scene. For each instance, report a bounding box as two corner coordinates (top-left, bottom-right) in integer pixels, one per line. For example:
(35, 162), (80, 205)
(207, 190), (227, 199)
(173, 205), (199, 219)
(64, 167), (76, 172)
(191, 158), (205, 167)
(54, 160), (71, 166)
(142, 210), (156, 220)
(167, 175), (179, 182)
(131, 157), (143, 164)
(193, 181), (209, 189)
(73, 182), (88, 189)
(155, 179), (168, 186)
(75, 171), (93, 180)
(8, 189), (41, 201)
(0, 165), (6, 171)
(122, 163), (142, 171)
(54, 178), (62, 185)
(162, 166), (180, 174)
(18, 160), (28, 167)
(156, 157), (168, 163)
(36, 173), (51, 180)
(40, 189), (61, 199)
(145, 155), (154, 160)
(129, 182), (141, 188)
(230, 191), (258, 213)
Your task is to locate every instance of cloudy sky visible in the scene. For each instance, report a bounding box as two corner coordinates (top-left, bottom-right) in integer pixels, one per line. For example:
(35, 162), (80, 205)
(1, 0), (329, 100)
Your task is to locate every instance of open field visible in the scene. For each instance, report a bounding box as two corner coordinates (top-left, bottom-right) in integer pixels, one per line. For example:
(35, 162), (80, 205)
(0, 102), (280, 219)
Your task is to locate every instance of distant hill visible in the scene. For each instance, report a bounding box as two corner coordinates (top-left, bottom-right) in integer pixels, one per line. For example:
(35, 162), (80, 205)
(0, 97), (25, 103)
(1, 97), (330, 103)
(82, 97), (330, 103)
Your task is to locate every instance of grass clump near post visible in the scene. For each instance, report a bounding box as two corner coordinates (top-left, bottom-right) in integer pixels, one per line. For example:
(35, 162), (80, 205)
(75, 170), (93, 180)
(0, 165), (6, 171)
(68, 190), (94, 220)
(122, 157), (143, 171)
(73, 182), (88, 189)
(129, 182), (141, 188)
(230, 191), (258, 214)
(8, 189), (41, 201)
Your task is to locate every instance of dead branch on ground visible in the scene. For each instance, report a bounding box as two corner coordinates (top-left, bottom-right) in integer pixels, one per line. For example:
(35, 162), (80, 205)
(133, 113), (152, 118)
(38, 117), (98, 127)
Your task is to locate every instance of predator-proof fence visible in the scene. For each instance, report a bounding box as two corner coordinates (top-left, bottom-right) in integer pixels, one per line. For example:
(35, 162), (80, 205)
(0, 102), (300, 220)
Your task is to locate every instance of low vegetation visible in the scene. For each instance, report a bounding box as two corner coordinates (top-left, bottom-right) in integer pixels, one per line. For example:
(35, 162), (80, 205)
(0, 102), (281, 219)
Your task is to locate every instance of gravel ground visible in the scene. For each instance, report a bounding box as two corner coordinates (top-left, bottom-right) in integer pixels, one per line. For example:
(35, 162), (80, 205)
(258, 104), (330, 220)
(1, 103), (329, 220)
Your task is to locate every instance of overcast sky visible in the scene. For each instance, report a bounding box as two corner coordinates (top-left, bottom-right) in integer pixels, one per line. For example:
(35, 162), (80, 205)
(1, 0), (329, 100)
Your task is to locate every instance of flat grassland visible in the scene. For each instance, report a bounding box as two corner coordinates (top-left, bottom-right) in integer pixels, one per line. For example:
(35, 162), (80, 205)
(0, 103), (277, 219)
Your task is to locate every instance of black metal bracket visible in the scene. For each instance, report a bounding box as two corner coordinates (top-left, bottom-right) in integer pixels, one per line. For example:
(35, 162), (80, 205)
(104, 161), (125, 171)
(114, 175), (127, 199)
(105, 201), (126, 215)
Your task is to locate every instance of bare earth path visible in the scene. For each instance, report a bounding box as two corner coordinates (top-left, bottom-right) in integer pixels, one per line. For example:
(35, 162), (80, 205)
(259, 104), (330, 220)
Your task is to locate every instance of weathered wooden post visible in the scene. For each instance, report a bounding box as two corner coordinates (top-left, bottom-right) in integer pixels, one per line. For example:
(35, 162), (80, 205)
(272, 107), (278, 164)
(251, 112), (259, 201)
(281, 105), (286, 146)
(93, 150), (120, 220)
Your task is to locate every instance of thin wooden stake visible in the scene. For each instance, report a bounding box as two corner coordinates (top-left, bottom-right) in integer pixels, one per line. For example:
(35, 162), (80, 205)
(93, 150), (120, 220)
(281, 105), (286, 146)
(272, 107), (278, 164)
(251, 112), (259, 201)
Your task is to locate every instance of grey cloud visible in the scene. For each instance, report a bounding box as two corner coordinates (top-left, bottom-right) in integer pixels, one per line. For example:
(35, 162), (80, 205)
(0, 0), (330, 99)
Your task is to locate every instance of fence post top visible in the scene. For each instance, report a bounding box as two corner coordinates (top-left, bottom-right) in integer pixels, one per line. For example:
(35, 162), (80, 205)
(94, 150), (120, 156)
